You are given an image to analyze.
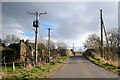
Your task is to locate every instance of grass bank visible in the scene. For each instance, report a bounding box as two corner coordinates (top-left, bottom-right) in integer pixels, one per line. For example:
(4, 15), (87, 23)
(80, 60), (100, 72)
(2, 56), (70, 80)
(86, 56), (120, 76)
(2, 66), (21, 74)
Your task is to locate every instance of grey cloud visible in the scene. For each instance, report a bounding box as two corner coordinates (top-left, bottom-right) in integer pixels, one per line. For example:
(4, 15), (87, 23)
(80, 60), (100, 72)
(2, 2), (118, 47)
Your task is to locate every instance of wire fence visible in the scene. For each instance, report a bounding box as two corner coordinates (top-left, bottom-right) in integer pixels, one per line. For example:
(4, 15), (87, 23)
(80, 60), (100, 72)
(1, 55), (60, 75)
(1, 61), (32, 74)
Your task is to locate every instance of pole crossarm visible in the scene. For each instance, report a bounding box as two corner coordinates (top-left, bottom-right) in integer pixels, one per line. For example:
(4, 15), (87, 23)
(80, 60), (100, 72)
(28, 12), (47, 16)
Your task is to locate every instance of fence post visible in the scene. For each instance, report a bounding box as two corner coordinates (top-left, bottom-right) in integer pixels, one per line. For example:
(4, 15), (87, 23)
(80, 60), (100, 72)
(13, 62), (15, 72)
(33, 61), (35, 67)
(3, 57), (7, 72)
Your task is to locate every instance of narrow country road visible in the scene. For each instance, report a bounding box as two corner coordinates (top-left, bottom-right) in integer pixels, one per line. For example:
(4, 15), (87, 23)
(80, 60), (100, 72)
(50, 54), (118, 78)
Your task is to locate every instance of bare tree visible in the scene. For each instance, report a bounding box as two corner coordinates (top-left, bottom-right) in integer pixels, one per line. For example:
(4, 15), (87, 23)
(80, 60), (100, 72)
(3, 34), (20, 46)
(49, 41), (56, 50)
(106, 28), (119, 54)
(38, 36), (67, 50)
(84, 28), (119, 61)
(84, 34), (101, 49)
(38, 35), (46, 44)
(38, 37), (56, 50)
(56, 41), (67, 49)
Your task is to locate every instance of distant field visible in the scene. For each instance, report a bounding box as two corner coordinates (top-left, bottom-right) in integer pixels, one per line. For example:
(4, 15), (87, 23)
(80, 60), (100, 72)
(75, 52), (84, 54)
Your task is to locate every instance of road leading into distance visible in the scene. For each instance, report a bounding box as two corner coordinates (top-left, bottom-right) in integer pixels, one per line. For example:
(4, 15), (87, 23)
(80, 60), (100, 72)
(50, 54), (118, 78)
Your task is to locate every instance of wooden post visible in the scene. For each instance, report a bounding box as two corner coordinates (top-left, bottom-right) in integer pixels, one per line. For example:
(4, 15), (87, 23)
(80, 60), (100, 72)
(102, 16), (112, 59)
(13, 62), (15, 72)
(73, 43), (74, 51)
(100, 10), (104, 58)
(28, 12), (47, 66)
(47, 28), (52, 63)
(3, 57), (7, 72)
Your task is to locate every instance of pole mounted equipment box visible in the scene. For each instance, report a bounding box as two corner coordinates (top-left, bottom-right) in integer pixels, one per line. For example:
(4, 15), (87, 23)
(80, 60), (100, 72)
(33, 20), (39, 28)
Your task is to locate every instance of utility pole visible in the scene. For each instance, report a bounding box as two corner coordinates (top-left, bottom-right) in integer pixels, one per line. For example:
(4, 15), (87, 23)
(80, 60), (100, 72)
(102, 11), (112, 58)
(73, 43), (74, 51)
(47, 28), (52, 63)
(28, 12), (47, 66)
(100, 10), (104, 58)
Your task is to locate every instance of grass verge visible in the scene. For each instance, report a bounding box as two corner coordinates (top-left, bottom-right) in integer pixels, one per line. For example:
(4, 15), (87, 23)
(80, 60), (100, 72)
(86, 56), (120, 76)
(2, 66), (22, 74)
(2, 56), (70, 80)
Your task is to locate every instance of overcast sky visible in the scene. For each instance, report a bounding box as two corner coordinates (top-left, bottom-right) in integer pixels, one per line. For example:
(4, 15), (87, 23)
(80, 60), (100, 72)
(2, 2), (118, 50)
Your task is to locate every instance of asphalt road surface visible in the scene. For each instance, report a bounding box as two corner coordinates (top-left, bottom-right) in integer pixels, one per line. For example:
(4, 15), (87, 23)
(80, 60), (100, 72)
(50, 54), (118, 78)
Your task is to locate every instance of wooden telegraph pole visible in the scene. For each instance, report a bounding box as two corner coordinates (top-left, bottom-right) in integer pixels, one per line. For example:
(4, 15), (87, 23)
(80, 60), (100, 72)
(100, 10), (104, 58)
(73, 43), (74, 51)
(28, 12), (47, 66)
(101, 10), (112, 58)
(47, 28), (52, 63)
